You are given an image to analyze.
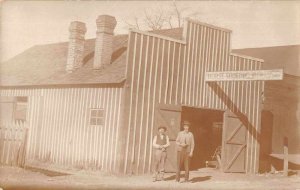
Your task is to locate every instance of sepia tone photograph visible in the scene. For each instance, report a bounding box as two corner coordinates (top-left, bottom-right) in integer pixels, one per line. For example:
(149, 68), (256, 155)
(0, 0), (299, 189)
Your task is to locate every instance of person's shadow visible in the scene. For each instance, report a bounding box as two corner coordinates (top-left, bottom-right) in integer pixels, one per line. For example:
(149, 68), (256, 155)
(164, 174), (211, 183)
(190, 176), (211, 183)
(164, 174), (184, 181)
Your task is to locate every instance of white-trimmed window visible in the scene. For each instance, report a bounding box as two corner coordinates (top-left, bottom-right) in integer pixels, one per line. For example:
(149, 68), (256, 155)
(89, 108), (105, 126)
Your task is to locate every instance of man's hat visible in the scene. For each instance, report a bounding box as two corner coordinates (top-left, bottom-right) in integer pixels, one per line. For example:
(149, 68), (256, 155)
(158, 125), (167, 131)
(182, 120), (191, 126)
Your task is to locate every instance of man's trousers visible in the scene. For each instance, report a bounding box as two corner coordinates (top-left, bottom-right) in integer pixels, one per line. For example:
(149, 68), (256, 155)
(176, 150), (190, 181)
(152, 149), (167, 180)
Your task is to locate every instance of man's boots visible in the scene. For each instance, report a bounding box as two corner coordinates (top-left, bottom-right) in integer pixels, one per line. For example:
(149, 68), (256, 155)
(158, 171), (165, 181)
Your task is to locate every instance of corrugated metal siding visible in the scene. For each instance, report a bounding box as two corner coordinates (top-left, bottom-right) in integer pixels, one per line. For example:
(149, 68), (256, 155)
(123, 20), (264, 174)
(0, 87), (123, 172)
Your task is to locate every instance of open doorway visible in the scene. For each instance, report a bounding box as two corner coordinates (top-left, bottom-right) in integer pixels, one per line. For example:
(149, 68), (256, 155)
(181, 107), (224, 170)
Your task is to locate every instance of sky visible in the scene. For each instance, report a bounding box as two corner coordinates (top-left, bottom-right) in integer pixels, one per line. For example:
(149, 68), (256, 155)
(1, 0), (300, 62)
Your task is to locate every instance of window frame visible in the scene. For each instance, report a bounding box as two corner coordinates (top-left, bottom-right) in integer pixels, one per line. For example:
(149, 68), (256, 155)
(89, 108), (105, 127)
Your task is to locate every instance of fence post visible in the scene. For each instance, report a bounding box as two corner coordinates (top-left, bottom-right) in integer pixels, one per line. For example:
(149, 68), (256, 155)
(283, 136), (288, 176)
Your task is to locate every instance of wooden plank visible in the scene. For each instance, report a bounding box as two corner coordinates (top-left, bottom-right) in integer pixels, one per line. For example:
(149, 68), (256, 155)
(124, 32), (139, 173)
(164, 41), (171, 104)
(0, 128), (4, 163)
(109, 89), (116, 170)
(174, 44), (181, 104)
(171, 43), (179, 104)
(144, 37), (155, 172)
(180, 42), (187, 104)
(184, 23), (192, 105)
(210, 29), (216, 108)
(9, 126), (17, 165)
(101, 89), (113, 171)
(20, 127), (29, 167)
(136, 35), (148, 173)
(190, 23), (196, 106)
(204, 28), (212, 107)
(132, 34), (145, 173)
(12, 125), (20, 166)
(216, 30), (223, 109)
(5, 126), (12, 164)
(158, 39), (166, 104)
(113, 89), (123, 171)
(196, 25), (203, 107)
(148, 37), (162, 173)
(140, 36), (152, 173)
(168, 42), (176, 104)
(200, 26), (207, 107)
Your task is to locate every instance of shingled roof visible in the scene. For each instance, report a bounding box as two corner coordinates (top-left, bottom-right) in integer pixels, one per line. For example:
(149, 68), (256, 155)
(0, 28), (183, 87)
(2, 26), (298, 87)
(232, 45), (300, 77)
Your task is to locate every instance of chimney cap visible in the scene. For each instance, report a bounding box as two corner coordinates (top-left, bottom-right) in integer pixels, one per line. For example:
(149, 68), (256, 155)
(69, 21), (87, 33)
(96, 15), (117, 32)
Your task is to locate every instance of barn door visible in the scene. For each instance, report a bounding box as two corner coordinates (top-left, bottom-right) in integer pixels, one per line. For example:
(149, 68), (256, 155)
(154, 104), (181, 172)
(221, 110), (247, 173)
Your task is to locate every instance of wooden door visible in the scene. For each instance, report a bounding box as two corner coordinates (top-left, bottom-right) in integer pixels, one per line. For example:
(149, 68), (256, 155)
(221, 110), (247, 173)
(154, 104), (181, 172)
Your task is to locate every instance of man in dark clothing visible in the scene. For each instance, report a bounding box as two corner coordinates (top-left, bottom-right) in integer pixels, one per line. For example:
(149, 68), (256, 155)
(152, 125), (170, 182)
(175, 121), (195, 183)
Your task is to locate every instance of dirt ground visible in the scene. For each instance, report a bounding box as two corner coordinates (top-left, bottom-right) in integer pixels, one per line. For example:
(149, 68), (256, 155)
(0, 165), (299, 190)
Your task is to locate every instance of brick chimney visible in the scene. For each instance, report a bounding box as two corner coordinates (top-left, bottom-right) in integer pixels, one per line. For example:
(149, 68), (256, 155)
(93, 15), (117, 69)
(66, 21), (87, 72)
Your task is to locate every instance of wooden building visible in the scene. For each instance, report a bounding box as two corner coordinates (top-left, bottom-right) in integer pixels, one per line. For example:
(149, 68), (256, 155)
(1, 15), (297, 175)
(233, 45), (300, 171)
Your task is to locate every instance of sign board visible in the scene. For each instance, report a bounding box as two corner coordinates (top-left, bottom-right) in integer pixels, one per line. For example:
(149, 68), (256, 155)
(205, 69), (283, 82)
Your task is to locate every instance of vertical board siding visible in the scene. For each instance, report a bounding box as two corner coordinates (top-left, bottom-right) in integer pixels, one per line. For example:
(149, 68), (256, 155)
(0, 87), (123, 172)
(123, 20), (264, 174)
(1, 20), (265, 175)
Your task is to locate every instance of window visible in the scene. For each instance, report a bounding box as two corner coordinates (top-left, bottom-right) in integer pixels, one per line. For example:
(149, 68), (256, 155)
(14, 96), (28, 122)
(89, 108), (105, 126)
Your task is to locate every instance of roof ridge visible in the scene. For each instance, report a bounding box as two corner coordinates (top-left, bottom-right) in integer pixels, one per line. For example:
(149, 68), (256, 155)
(148, 27), (183, 33)
(24, 33), (129, 47)
(234, 44), (300, 50)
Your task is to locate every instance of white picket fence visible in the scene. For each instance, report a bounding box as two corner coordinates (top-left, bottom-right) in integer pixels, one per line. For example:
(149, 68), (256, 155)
(0, 121), (28, 167)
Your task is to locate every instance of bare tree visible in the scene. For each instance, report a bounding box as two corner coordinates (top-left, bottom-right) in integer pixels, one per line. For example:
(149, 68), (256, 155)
(143, 8), (166, 30)
(124, 16), (141, 30)
(171, 1), (183, 28)
(124, 1), (201, 31)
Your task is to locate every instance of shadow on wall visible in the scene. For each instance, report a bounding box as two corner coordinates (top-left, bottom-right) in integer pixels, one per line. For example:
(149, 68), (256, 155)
(207, 82), (261, 145)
